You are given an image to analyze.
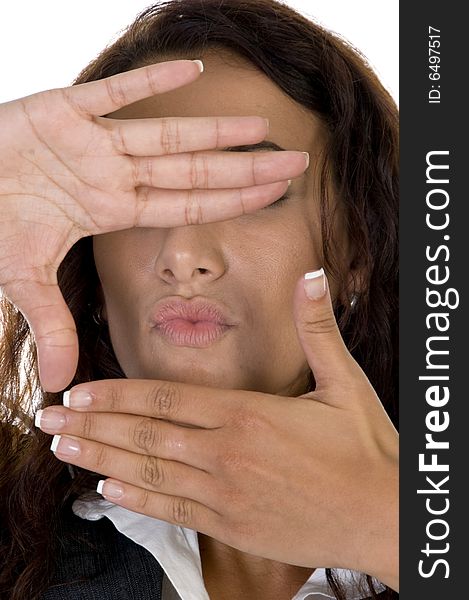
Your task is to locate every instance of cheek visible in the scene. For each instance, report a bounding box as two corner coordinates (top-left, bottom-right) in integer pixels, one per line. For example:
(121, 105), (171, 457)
(93, 242), (133, 315)
(229, 217), (320, 380)
(93, 234), (149, 366)
(97, 284), (147, 380)
(93, 229), (164, 300)
(234, 215), (321, 297)
(93, 232), (154, 281)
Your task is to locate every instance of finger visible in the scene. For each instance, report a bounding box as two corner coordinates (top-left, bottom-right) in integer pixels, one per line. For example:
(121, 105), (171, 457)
(36, 407), (213, 471)
(97, 478), (223, 533)
(63, 379), (245, 428)
(63, 60), (202, 116)
(95, 115), (269, 156)
(50, 434), (221, 512)
(132, 150), (308, 189)
(292, 268), (364, 395)
(3, 279), (78, 392)
(134, 180), (290, 227)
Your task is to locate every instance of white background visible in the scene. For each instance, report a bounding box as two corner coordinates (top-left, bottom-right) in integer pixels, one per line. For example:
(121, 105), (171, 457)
(0, 0), (398, 104)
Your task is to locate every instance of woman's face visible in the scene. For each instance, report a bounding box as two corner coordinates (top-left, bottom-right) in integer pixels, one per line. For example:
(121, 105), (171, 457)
(93, 50), (346, 396)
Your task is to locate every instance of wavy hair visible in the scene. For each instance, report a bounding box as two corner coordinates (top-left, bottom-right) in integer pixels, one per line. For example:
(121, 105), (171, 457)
(0, 1), (398, 598)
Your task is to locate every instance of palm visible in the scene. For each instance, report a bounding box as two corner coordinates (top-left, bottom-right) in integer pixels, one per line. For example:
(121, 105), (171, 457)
(1, 87), (139, 247)
(0, 87), (145, 393)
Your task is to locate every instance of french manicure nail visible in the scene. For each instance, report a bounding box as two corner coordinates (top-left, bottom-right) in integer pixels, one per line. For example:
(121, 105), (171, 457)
(304, 268), (326, 300)
(35, 409), (66, 431)
(97, 479), (124, 499)
(50, 435), (81, 457)
(302, 152), (310, 168)
(35, 409), (43, 428)
(63, 390), (93, 408)
(192, 59), (204, 72)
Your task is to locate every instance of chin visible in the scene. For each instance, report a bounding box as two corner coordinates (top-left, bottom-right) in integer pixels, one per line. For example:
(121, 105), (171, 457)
(135, 362), (242, 390)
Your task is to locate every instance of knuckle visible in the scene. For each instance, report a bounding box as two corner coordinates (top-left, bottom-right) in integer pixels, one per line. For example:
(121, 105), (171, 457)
(184, 191), (204, 225)
(302, 314), (338, 336)
(133, 418), (162, 454)
(60, 87), (85, 114)
(189, 152), (210, 189)
(145, 66), (162, 97)
(129, 156), (139, 187)
(159, 118), (181, 154)
(171, 497), (193, 525)
(93, 444), (108, 470)
(134, 185), (150, 223)
(105, 76), (127, 108)
(216, 445), (245, 473)
(140, 455), (165, 488)
(136, 488), (151, 512)
(237, 188), (249, 216)
(81, 412), (95, 440)
(108, 385), (123, 412)
(146, 382), (181, 418)
(214, 117), (221, 148)
(230, 405), (261, 434)
(251, 154), (260, 186)
(139, 157), (154, 185)
(110, 124), (129, 155)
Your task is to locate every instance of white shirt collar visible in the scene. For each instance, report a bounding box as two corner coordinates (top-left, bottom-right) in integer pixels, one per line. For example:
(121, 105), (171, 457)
(72, 495), (384, 600)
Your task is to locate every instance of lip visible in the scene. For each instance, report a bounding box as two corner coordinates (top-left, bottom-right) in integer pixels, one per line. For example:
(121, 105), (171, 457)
(150, 297), (236, 347)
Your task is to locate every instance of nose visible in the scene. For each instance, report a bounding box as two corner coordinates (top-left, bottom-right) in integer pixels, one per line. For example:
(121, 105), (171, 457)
(155, 225), (226, 287)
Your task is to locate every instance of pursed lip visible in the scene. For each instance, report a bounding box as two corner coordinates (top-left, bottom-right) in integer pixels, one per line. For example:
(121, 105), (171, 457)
(150, 297), (237, 347)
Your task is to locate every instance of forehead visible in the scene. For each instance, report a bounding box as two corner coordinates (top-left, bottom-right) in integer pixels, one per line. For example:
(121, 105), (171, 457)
(108, 49), (324, 154)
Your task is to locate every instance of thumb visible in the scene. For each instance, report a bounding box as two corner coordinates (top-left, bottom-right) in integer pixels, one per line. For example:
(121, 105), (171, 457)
(292, 268), (360, 393)
(3, 280), (78, 393)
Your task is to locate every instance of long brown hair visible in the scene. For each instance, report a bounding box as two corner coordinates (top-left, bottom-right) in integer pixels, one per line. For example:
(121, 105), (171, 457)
(0, 1), (399, 598)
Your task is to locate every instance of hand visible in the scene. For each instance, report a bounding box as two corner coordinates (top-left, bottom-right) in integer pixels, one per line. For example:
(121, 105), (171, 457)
(36, 269), (398, 591)
(0, 59), (308, 392)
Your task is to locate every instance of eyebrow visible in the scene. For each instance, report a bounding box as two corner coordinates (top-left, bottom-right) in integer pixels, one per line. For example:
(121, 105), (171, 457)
(222, 140), (286, 152)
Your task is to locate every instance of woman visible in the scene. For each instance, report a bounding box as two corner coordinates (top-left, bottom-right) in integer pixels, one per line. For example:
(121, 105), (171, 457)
(0, 1), (398, 599)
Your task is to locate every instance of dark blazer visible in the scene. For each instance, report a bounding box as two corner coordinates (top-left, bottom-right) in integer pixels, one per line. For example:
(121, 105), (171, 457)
(41, 498), (165, 600)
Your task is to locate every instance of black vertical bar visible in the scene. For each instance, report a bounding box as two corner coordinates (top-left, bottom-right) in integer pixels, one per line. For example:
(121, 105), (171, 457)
(400, 2), (467, 598)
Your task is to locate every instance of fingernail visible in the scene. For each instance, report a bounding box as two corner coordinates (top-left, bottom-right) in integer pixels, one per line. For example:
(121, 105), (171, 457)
(97, 479), (124, 499)
(63, 390), (93, 408)
(192, 59), (204, 73)
(288, 179), (292, 187)
(35, 408), (66, 431)
(264, 118), (270, 133)
(304, 268), (326, 299)
(302, 152), (310, 169)
(50, 434), (81, 457)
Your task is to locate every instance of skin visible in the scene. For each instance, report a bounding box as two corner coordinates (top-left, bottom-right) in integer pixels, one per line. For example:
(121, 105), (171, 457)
(92, 50), (340, 594)
(36, 51), (398, 596)
(93, 49), (343, 395)
(41, 280), (399, 595)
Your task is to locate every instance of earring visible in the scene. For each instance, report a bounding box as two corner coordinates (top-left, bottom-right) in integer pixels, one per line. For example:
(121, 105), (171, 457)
(350, 293), (359, 310)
